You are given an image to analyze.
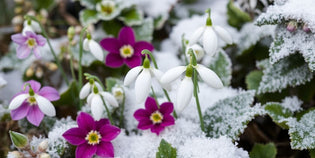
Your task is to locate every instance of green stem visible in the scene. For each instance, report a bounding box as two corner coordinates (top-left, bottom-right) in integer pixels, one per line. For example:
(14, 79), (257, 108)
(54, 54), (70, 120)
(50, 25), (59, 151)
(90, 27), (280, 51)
(150, 86), (159, 108)
(141, 50), (158, 68)
(84, 73), (105, 90)
(68, 45), (77, 82)
(25, 15), (69, 85)
(181, 34), (189, 65)
(193, 69), (204, 131)
(100, 95), (114, 125)
(78, 27), (88, 109)
(119, 89), (126, 128)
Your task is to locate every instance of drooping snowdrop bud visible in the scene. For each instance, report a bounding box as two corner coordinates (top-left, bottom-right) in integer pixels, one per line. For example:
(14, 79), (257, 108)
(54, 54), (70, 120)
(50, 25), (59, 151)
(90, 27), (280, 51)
(22, 19), (41, 35)
(79, 79), (102, 99)
(286, 21), (297, 32)
(37, 140), (49, 152)
(83, 33), (104, 61)
(186, 44), (205, 61)
(302, 23), (311, 33)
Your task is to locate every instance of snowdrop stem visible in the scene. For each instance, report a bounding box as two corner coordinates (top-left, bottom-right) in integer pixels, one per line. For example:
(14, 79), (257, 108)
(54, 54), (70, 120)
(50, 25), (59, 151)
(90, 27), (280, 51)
(193, 69), (205, 131)
(24, 15), (69, 85)
(141, 49), (158, 68)
(150, 86), (160, 108)
(188, 48), (197, 66)
(181, 34), (189, 65)
(119, 90), (126, 128)
(100, 95), (114, 125)
(79, 27), (88, 93)
(84, 73), (105, 90)
(205, 8), (212, 26)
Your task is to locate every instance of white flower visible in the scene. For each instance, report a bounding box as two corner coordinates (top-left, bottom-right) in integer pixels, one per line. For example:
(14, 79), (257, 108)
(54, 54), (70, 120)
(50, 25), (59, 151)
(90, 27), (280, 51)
(79, 81), (102, 99)
(22, 20), (41, 35)
(83, 38), (104, 61)
(186, 44), (205, 61)
(124, 66), (165, 103)
(160, 64), (223, 113)
(87, 90), (118, 120)
(112, 86), (124, 103)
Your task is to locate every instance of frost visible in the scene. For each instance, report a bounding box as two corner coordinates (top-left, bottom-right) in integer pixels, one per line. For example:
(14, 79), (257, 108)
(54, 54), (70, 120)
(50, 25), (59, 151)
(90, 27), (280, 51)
(287, 109), (315, 150)
(208, 50), (232, 86)
(257, 56), (314, 94)
(281, 96), (302, 113)
(203, 90), (265, 140)
(129, 0), (177, 18)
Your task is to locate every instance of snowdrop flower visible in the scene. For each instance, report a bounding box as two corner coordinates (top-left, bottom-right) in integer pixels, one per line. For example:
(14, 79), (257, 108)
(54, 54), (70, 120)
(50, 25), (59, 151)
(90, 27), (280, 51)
(86, 83), (118, 120)
(22, 19), (41, 35)
(186, 44), (205, 61)
(190, 9), (233, 56)
(160, 53), (223, 113)
(79, 79), (102, 99)
(8, 80), (60, 126)
(111, 86), (124, 103)
(124, 55), (164, 103)
(83, 33), (104, 61)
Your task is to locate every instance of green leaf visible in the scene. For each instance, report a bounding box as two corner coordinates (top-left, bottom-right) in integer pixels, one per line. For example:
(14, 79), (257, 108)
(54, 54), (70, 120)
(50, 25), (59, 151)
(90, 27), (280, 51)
(264, 103), (293, 129)
(118, 7), (143, 26)
(102, 19), (123, 36)
(309, 149), (315, 158)
(79, 9), (99, 26)
(246, 70), (263, 91)
(133, 18), (154, 42)
(209, 50), (232, 86)
(154, 15), (167, 30)
(204, 90), (265, 140)
(105, 77), (118, 92)
(9, 131), (28, 149)
(249, 143), (277, 158)
(53, 81), (79, 108)
(227, 0), (251, 29)
(287, 109), (315, 150)
(31, 0), (56, 10)
(156, 139), (177, 158)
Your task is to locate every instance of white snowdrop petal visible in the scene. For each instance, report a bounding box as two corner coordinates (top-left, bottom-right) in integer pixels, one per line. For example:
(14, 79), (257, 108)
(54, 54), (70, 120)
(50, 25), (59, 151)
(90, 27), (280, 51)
(190, 26), (206, 45)
(31, 21), (41, 33)
(89, 40), (104, 60)
(176, 77), (193, 114)
(83, 39), (89, 51)
(9, 94), (29, 110)
(91, 95), (105, 121)
(87, 93), (96, 106)
(22, 25), (35, 35)
(160, 66), (186, 85)
(196, 64), (224, 89)
(249, 0), (257, 9)
(124, 66), (143, 86)
(35, 95), (56, 116)
(213, 25), (233, 45)
(100, 92), (119, 108)
(187, 44), (205, 61)
(135, 69), (151, 103)
(150, 68), (164, 80)
(203, 27), (218, 56)
(79, 83), (91, 99)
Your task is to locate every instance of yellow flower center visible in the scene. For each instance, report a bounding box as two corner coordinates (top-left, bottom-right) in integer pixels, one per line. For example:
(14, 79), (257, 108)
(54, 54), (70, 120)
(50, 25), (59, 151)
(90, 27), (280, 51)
(27, 96), (37, 105)
(100, 1), (115, 14)
(26, 38), (37, 48)
(150, 111), (163, 124)
(114, 90), (123, 98)
(85, 130), (102, 145)
(120, 45), (134, 58)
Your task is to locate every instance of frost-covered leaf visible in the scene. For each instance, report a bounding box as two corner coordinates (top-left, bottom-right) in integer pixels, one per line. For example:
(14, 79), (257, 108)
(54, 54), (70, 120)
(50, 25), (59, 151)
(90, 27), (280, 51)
(80, 0), (100, 9)
(105, 77), (118, 92)
(154, 15), (167, 30)
(118, 7), (143, 26)
(227, 0), (252, 29)
(257, 55), (314, 94)
(204, 90), (265, 140)
(102, 20), (123, 36)
(246, 70), (263, 91)
(249, 143), (277, 158)
(156, 139), (177, 158)
(209, 50), (232, 86)
(287, 109), (315, 150)
(264, 103), (292, 129)
(79, 9), (99, 26)
(133, 18), (154, 42)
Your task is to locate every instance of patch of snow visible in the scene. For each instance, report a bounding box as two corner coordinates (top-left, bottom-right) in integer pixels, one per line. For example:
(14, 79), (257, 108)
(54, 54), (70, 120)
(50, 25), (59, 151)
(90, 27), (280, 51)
(281, 96), (302, 113)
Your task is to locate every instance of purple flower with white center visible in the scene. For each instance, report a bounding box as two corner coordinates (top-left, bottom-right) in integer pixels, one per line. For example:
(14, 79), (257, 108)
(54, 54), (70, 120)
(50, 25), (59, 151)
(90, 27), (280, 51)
(134, 97), (175, 135)
(100, 26), (154, 68)
(11, 31), (46, 59)
(8, 80), (60, 126)
(63, 112), (120, 158)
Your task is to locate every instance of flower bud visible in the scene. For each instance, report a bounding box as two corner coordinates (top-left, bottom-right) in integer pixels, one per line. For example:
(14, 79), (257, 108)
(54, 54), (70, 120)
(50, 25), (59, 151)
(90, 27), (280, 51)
(286, 21), (297, 32)
(67, 26), (75, 41)
(35, 67), (44, 78)
(39, 153), (51, 158)
(8, 151), (23, 158)
(37, 140), (48, 152)
(12, 16), (23, 25)
(14, 7), (23, 14)
(302, 23), (311, 33)
(112, 86), (124, 103)
(9, 131), (28, 149)
(46, 62), (58, 71)
(26, 67), (34, 77)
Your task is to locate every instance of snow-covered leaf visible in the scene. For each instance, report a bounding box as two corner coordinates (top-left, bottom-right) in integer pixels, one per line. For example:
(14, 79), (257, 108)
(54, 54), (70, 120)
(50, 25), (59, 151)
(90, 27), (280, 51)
(154, 15), (167, 30)
(133, 18), (154, 42)
(118, 7), (143, 26)
(208, 50), (232, 86)
(287, 109), (315, 150)
(249, 143), (277, 158)
(79, 9), (99, 26)
(156, 139), (177, 158)
(80, 0), (100, 9)
(264, 102), (292, 129)
(246, 70), (263, 91)
(204, 90), (265, 140)
(257, 55), (314, 94)
(227, 0), (252, 29)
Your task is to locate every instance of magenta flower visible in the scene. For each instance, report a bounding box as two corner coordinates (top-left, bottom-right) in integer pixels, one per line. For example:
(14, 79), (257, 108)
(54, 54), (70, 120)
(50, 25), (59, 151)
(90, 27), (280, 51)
(100, 26), (154, 68)
(134, 97), (175, 135)
(63, 112), (120, 158)
(11, 31), (46, 59)
(8, 80), (60, 126)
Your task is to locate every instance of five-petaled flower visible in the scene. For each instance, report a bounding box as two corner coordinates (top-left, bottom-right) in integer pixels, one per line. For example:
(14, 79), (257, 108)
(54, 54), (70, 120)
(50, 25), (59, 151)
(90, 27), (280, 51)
(11, 31), (46, 59)
(63, 112), (120, 158)
(134, 97), (175, 135)
(9, 80), (60, 126)
(100, 26), (154, 68)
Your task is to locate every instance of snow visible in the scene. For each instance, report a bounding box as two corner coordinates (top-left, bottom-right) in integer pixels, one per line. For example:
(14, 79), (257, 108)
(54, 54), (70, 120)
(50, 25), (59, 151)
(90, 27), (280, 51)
(129, 0), (177, 18)
(281, 96), (302, 113)
(0, 74), (7, 88)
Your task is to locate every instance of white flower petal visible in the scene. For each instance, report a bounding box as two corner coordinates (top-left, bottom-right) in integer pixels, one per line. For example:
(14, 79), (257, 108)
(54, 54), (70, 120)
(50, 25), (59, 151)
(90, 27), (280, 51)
(87, 93), (96, 106)
(151, 68), (172, 91)
(203, 27), (218, 56)
(83, 39), (89, 51)
(135, 69), (151, 103)
(190, 26), (206, 45)
(186, 44), (205, 61)
(213, 25), (233, 44)
(124, 66), (143, 86)
(160, 66), (186, 85)
(94, 82), (103, 91)
(176, 76), (193, 113)
(196, 64), (223, 89)
(22, 25), (35, 35)
(35, 95), (56, 116)
(100, 92), (119, 108)
(31, 21), (41, 33)
(249, 0), (257, 9)
(91, 95), (105, 120)
(79, 83), (91, 99)
(89, 39), (104, 60)
(9, 94), (29, 110)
